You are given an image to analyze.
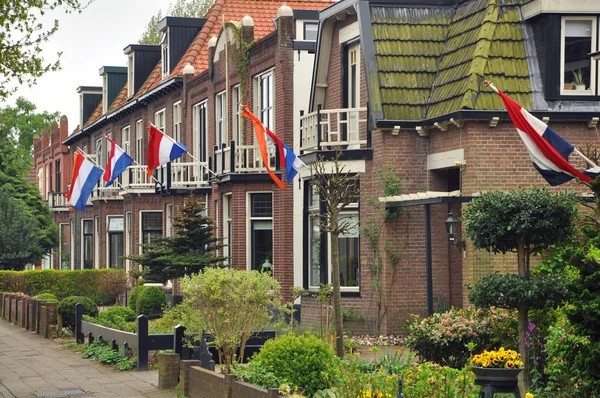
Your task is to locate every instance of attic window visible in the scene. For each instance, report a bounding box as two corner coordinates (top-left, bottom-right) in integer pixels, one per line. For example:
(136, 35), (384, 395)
(127, 54), (134, 98)
(561, 16), (597, 95)
(102, 75), (108, 114)
(161, 31), (169, 80)
(304, 22), (318, 41)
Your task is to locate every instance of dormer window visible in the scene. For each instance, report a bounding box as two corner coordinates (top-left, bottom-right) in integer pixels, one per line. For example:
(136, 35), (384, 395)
(561, 16), (597, 95)
(127, 54), (134, 97)
(304, 22), (318, 41)
(161, 31), (169, 80)
(102, 75), (108, 113)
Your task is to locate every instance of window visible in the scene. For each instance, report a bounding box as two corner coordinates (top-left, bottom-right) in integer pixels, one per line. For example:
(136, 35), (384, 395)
(60, 223), (70, 270)
(128, 54), (135, 97)
(161, 30), (169, 79)
(173, 101), (182, 142)
(166, 204), (173, 237)
(256, 70), (274, 129)
(55, 160), (61, 192)
(308, 184), (321, 288)
(193, 101), (208, 163)
(82, 219), (94, 269)
(232, 85), (242, 145)
(95, 138), (103, 170)
(337, 213), (360, 287)
(122, 125), (130, 154)
(249, 193), (273, 272)
(216, 91), (227, 148)
(48, 163), (53, 194)
(154, 109), (166, 133)
(304, 22), (318, 41)
(141, 212), (162, 252)
(102, 75), (108, 114)
(125, 212), (131, 272)
(107, 216), (124, 269)
(561, 17), (597, 95)
(224, 194), (232, 264)
(347, 44), (360, 108)
(136, 119), (143, 164)
(95, 216), (100, 268)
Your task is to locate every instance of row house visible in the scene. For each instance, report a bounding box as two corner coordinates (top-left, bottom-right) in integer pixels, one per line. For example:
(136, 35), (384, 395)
(33, 117), (71, 270)
(49, 0), (331, 302)
(297, 0), (600, 334)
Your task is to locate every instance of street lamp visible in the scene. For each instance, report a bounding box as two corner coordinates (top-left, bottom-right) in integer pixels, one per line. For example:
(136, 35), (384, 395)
(444, 210), (466, 250)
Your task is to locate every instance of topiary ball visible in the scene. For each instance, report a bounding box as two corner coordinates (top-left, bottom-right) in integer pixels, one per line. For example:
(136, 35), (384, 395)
(57, 296), (98, 332)
(128, 286), (145, 313)
(36, 293), (58, 303)
(136, 286), (165, 316)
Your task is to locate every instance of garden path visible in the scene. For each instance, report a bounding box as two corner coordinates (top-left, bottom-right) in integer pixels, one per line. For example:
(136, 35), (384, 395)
(0, 322), (175, 398)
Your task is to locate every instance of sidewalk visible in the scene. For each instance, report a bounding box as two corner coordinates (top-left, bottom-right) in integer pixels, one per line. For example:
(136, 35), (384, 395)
(0, 322), (175, 398)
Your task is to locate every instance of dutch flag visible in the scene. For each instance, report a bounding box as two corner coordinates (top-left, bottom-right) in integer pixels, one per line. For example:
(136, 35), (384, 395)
(497, 87), (600, 186)
(147, 124), (187, 176)
(66, 152), (104, 211)
(104, 135), (133, 187)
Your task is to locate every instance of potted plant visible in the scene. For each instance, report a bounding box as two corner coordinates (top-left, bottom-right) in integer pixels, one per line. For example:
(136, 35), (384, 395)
(470, 347), (523, 394)
(572, 69), (586, 90)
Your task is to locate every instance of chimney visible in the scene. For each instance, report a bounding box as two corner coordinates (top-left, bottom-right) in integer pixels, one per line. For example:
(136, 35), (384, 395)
(123, 44), (161, 98)
(208, 36), (217, 79)
(59, 115), (69, 151)
(241, 15), (254, 44)
(77, 86), (102, 128)
(277, 3), (294, 49)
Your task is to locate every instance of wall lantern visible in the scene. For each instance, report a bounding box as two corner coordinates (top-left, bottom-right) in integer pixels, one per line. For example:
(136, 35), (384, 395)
(444, 210), (466, 250)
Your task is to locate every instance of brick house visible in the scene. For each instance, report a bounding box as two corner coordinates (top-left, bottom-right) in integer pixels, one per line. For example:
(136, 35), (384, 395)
(297, 0), (600, 335)
(32, 116), (71, 270)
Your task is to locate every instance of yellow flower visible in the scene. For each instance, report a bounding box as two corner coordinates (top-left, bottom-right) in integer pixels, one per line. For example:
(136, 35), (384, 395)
(526, 393), (534, 398)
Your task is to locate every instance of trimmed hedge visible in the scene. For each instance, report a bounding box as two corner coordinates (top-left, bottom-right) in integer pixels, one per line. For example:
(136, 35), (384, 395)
(58, 296), (98, 332)
(136, 286), (165, 316)
(0, 269), (122, 305)
(129, 286), (145, 313)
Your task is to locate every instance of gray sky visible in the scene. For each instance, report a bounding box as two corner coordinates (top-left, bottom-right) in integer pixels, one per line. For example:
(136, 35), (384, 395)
(8, 0), (169, 133)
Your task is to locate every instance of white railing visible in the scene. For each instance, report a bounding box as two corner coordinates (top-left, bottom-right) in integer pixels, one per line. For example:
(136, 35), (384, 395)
(122, 165), (154, 190)
(214, 143), (277, 175)
(91, 180), (121, 200)
(300, 106), (368, 152)
(169, 162), (210, 187)
(47, 192), (68, 208)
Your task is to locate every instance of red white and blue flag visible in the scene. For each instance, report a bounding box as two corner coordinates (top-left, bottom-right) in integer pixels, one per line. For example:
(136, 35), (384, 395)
(497, 88), (600, 186)
(103, 135), (133, 187)
(147, 124), (187, 176)
(66, 152), (104, 211)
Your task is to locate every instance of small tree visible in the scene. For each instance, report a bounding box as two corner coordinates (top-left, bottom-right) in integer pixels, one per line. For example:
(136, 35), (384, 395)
(99, 269), (128, 305)
(464, 188), (578, 391)
(181, 267), (281, 373)
(308, 153), (361, 357)
(127, 196), (224, 282)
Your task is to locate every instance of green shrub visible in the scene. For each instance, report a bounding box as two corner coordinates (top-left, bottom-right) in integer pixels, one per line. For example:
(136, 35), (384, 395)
(36, 293), (58, 303)
(83, 339), (136, 370)
(128, 286), (145, 313)
(57, 296), (98, 332)
(148, 304), (188, 334)
(136, 286), (165, 316)
(0, 269), (121, 304)
(401, 363), (479, 397)
(243, 333), (335, 396)
(99, 306), (136, 323)
(405, 307), (518, 369)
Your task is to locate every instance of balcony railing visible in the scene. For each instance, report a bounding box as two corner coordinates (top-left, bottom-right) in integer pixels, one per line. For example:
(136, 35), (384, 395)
(300, 105), (369, 153)
(155, 161), (210, 190)
(47, 192), (68, 208)
(213, 142), (278, 175)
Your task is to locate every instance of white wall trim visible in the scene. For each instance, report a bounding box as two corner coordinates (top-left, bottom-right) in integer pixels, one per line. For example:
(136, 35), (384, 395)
(427, 149), (465, 170)
(339, 21), (359, 44)
(522, 0), (600, 20)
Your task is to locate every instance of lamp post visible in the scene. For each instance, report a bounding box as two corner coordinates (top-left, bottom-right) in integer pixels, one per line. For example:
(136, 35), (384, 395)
(444, 210), (466, 250)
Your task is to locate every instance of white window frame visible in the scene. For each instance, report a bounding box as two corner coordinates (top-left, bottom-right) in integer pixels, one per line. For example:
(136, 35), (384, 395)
(94, 215), (101, 269)
(122, 125), (131, 154)
(193, 101), (208, 164)
(254, 70), (274, 130)
(106, 215), (124, 269)
(166, 204), (173, 237)
(327, 211), (360, 292)
(128, 54), (135, 97)
(246, 192), (274, 272)
(125, 211), (132, 273)
(232, 85), (242, 145)
(308, 184), (321, 289)
(560, 16), (597, 95)
(154, 108), (166, 133)
(59, 223), (69, 270)
(102, 75), (108, 114)
(135, 119), (143, 164)
(173, 101), (182, 163)
(139, 211), (163, 254)
(215, 91), (227, 148)
(161, 30), (169, 80)
(223, 194), (232, 265)
(95, 137), (103, 171)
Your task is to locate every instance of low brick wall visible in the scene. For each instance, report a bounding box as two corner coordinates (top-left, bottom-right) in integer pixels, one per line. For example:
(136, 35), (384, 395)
(0, 293), (57, 339)
(180, 363), (284, 398)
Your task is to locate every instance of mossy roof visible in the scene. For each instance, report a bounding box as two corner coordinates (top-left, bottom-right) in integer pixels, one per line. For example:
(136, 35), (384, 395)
(370, 0), (532, 121)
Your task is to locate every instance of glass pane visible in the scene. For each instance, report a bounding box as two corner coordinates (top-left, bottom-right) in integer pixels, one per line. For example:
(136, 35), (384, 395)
(83, 235), (93, 269)
(108, 217), (124, 232)
(309, 214), (321, 287)
(252, 220), (273, 271)
(251, 193), (272, 217)
(83, 220), (93, 234)
(564, 19), (592, 91)
(142, 213), (162, 231)
(304, 23), (318, 41)
(60, 224), (70, 270)
(338, 213), (359, 287)
(109, 233), (123, 268)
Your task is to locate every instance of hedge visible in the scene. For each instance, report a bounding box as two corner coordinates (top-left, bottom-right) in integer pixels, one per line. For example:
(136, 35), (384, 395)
(0, 269), (123, 305)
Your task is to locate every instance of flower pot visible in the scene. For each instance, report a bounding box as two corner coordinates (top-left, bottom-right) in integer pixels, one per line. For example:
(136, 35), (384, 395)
(472, 366), (522, 388)
(575, 84), (586, 90)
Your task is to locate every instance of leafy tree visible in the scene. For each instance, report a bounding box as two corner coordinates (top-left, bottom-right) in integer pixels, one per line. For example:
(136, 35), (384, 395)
(0, 98), (59, 169)
(139, 0), (214, 45)
(308, 153), (361, 358)
(463, 188), (578, 391)
(0, 1), (92, 99)
(127, 196), (224, 282)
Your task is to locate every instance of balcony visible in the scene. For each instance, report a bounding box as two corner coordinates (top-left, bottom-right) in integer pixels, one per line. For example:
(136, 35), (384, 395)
(154, 161), (211, 194)
(212, 142), (282, 184)
(47, 192), (69, 210)
(300, 105), (372, 161)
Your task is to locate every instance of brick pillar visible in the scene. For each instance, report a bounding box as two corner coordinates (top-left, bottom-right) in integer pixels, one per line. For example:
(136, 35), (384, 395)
(27, 299), (35, 331)
(20, 297), (28, 328)
(11, 298), (18, 323)
(158, 352), (180, 389)
(4, 295), (11, 321)
(37, 301), (46, 335)
(0, 293), (4, 318)
(179, 360), (201, 397)
(224, 374), (235, 398)
(44, 302), (57, 338)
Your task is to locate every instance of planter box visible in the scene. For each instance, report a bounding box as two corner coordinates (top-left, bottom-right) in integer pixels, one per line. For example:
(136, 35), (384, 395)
(472, 366), (522, 396)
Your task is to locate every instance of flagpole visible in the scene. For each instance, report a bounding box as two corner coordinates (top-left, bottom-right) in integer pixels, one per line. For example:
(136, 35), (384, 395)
(148, 122), (217, 176)
(129, 157), (163, 185)
(574, 148), (600, 168)
(75, 147), (129, 192)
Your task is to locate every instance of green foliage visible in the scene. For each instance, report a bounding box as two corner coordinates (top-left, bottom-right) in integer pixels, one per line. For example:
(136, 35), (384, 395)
(0, 2), (92, 99)
(83, 340), (136, 370)
(136, 286), (165, 316)
(0, 269), (119, 303)
(148, 304), (189, 334)
(181, 267), (280, 373)
(128, 285), (144, 313)
(57, 296), (98, 332)
(114, 355), (137, 371)
(233, 364), (281, 389)
(463, 188), (578, 255)
(401, 363), (479, 398)
(127, 197), (224, 283)
(405, 307), (518, 369)
(36, 293), (58, 302)
(468, 273), (569, 310)
(99, 306), (136, 323)
(242, 333), (335, 396)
